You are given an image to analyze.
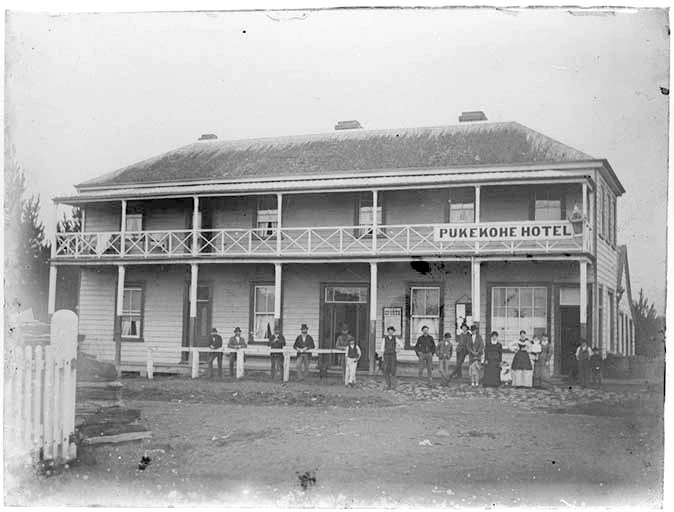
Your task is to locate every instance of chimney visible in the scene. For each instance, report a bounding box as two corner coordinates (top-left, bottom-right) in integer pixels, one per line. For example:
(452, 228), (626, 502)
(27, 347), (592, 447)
(198, 133), (218, 141)
(458, 111), (488, 123)
(334, 120), (362, 131)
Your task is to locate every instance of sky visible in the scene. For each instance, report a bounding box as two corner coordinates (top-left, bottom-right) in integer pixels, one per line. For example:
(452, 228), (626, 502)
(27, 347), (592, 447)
(5, 7), (670, 310)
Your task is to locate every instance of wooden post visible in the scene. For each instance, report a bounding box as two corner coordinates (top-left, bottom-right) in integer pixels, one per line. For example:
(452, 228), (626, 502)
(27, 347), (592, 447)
(115, 265), (126, 371)
(276, 193), (283, 255)
(582, 182), (588, 251)
(283, 352), (291, 382)
(48, 265), (57, 319)
(474, 185), (481, 223)
(146, 348), (154, 380)
(120, 199), (127, 256)
(33, 345), (44, 450)
(191, 348), (199, 379)
(369, 262), (378, 375)
(51, 310), (78, 460)
(236, 349), (245, 378)
(372, 189), (378, 254)
(192, 196), (200, 256)
(580, 260), (588, 340)
(471, 259), (481, 330)
(189, 263), (199, 372)
(274, 262), (282, 332)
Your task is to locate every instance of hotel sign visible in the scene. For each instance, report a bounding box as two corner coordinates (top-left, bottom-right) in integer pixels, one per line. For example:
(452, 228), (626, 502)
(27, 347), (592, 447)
(433, 222), (575, 242)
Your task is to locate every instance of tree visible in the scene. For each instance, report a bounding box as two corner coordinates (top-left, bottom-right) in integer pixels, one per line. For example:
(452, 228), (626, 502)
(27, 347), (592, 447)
(57, 206), (82, 233)
(633, 288), (660, 357)
(4, 161), (51, 322)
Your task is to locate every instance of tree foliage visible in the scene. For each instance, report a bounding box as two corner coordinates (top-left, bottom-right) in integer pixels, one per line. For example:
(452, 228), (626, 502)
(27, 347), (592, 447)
(633, 288), (661, 357)
(4, 161), (51, 321)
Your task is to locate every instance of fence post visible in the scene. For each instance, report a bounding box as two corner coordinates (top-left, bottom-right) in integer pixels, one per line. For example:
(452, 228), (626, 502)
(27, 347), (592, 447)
(23, 346), (33, 452)
(50, 309), (78, 462)
(33, 346), (44, 451)
(146, 348), (154, 380)
(236, 349), (245, 379)
(283, 352), (291, 382)
(191, 348), (199, 379)
(42, 346), (54, 461)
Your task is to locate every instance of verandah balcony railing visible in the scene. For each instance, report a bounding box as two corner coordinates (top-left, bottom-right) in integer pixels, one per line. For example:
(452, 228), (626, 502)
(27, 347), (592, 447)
(54, 220), (591, 259)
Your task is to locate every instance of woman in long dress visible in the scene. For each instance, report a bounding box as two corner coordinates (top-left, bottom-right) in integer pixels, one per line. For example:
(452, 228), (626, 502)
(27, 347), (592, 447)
(482, 331), (503, 387)
(511, 330), (533, 388)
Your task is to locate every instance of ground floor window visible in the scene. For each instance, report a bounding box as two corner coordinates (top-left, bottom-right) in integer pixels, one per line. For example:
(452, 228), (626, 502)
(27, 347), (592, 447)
(491, 286), (547, 346)
(409, 286), (441, 342)
(252, 284), (275, 341)
(121, 284), (143, 339)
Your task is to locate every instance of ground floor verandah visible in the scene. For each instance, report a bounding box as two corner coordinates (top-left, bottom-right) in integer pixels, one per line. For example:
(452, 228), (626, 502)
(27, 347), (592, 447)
(64, 259), (597, 376)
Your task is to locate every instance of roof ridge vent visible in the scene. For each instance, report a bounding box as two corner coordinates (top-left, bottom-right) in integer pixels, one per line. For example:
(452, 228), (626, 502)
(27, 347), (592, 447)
(334, 120), (362, 131)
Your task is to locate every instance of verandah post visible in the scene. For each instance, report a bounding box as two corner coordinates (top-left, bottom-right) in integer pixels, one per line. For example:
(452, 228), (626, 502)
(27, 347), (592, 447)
(48, 265), (57, 321)
(371, 189), (378, 254)
(580, 260), (588, 340)
(369, 261), (378, 375)
(120, 199), (127, 256)
(582, 182), (588, 251)
(188, 263), (199, 373)
(276, 193), (283, 256)
(192, 196), (200, 256)
(471, 258), (481, 331)
(114, 264), (126, 372)
(274, 262), (282, 332)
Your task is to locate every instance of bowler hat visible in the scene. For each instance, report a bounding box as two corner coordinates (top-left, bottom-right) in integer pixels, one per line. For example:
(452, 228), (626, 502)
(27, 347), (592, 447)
(234, 327), (241, 333)
(301, 323), (308, 330)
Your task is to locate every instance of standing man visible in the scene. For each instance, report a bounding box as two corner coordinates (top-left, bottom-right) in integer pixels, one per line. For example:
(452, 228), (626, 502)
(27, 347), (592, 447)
(344, 337), (362, 387)
(436, 332), (454, 385)
(414, 325), (436, 383)
(449, 323), (471, 380)
(293, 323), (315, 381)
(381, 326), (399, 389)
(269, 326), (286, 380)
(207, 328), (223, 379)
(227, 327), (247, 378)
(467, 324), (485, 386)
(575, 338), (592, 388)
(335, 324), (354, 378)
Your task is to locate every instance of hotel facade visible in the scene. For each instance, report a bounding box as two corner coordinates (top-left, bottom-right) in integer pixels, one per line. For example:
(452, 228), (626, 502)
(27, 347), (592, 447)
(50, 119), (636, 374)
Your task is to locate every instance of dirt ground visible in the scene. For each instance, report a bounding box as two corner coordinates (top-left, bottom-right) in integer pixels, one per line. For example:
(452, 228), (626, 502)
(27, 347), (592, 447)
(5, 374), (664, 508)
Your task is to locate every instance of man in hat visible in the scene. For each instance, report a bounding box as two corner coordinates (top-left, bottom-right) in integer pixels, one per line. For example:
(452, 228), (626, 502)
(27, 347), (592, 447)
(268, 326), (286, 380)
(293, 324), (315, 381)
(228, 327), (247, 378)
(414, 325), (436, 383)
(449, 323), (471, 380)
(381, 326), (399, 389)
(207, 328), (224, 378)
(467, 324), (484, 367)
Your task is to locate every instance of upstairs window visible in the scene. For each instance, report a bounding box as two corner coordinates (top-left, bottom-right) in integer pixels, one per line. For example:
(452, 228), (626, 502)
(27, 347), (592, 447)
(256, 197), (278, 238)
(125, 213), (143, 232)
(598, 186), (605, 238)
(534, 191), (562, 221)
(448, 188), (475, 223)
(357, 193), (382, 236)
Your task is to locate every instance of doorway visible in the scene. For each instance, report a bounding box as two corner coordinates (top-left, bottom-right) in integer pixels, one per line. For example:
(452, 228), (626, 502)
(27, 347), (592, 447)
(182, 283), (213, 362)
(559, 306), (580, 374)
(321, 284), (370, 370)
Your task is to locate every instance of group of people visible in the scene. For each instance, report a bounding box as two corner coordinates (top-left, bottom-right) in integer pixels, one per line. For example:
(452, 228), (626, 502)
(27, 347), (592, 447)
(204, 322), (600, 390)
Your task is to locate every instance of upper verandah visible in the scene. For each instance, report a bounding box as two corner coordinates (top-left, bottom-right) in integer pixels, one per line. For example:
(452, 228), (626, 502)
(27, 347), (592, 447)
(61, 120), (625, 201)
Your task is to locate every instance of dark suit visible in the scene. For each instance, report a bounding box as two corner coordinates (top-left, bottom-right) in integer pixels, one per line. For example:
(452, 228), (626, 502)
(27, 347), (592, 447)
(207, 333), (223, 378)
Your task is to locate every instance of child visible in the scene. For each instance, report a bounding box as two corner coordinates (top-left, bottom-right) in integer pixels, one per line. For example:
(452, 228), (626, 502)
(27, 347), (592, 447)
(500, 361), (512, 386)
(469, 359), (482, 387)
(436, 332), (454, 384)
(590, 347), (602, 387)
(344, 338), (361, 387)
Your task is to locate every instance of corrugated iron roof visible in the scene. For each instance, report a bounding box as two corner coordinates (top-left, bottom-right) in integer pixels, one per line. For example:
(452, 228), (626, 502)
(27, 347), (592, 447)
(77, 121), (594, 189)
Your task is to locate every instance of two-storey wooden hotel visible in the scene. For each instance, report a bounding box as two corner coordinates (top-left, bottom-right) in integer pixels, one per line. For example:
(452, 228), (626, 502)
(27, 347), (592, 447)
(49, 116), (636, 375)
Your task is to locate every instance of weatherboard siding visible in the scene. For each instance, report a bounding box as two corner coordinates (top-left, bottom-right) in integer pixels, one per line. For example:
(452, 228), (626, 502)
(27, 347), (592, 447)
(78, 268), (116, 362)
(84, 204), (120, 232)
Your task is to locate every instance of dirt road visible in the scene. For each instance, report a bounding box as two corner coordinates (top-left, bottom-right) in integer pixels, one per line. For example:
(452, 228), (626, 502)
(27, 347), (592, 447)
(6, 376), (664, 508)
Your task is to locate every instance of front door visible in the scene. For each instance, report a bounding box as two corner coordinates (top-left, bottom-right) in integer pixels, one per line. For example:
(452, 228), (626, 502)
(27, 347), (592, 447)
(321, 285), (370, 370)
(183, 284), (212, 362)
(559, 306), (580, 374)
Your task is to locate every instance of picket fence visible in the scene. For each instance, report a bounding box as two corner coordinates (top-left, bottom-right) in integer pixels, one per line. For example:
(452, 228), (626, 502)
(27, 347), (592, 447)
(4, 310), (78, 464)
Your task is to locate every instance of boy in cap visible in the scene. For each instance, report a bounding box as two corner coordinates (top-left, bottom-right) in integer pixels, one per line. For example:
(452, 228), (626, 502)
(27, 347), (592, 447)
(228, 327), (247, 378)
(436, 332), (454, 385)
(207, 328), (223, 378)
(344, 337), (362, 387)
(590, 347), (602, 387)
(293, 324), (315, 381)
(268, 326), (286, 380)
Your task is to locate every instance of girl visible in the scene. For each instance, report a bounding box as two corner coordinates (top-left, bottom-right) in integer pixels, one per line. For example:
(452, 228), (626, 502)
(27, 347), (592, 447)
(511, 330), (533, 388)
(344, 338), (361, 387)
